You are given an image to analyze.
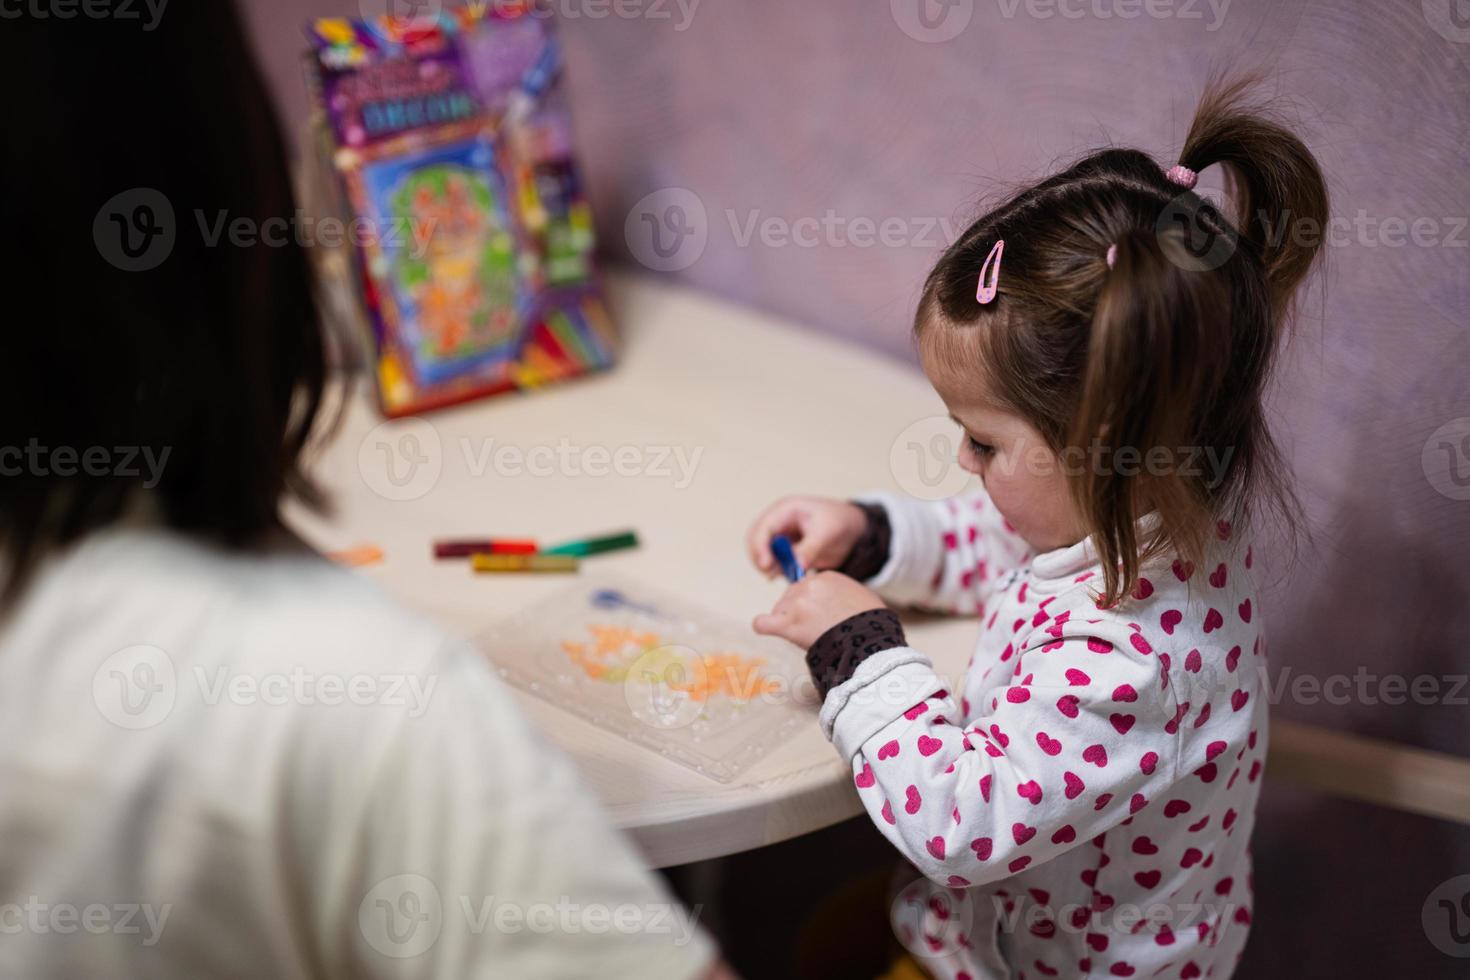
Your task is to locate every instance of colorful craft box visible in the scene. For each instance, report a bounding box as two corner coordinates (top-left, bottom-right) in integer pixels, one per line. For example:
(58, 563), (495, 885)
(304, 4), (614, 416)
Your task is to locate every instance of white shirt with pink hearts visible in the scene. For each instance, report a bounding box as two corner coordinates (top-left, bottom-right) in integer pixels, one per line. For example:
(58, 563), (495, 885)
(821, 490), (1267, 980)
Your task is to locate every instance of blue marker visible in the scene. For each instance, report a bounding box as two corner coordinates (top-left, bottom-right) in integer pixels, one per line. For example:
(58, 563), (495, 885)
(770, 535), (804, 583)
(590, 588), (697, 630)
(591, 588), (666, 619)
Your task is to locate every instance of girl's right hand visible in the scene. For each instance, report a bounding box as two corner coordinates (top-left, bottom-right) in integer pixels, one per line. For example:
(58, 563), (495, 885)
(745, 495), (868, 579)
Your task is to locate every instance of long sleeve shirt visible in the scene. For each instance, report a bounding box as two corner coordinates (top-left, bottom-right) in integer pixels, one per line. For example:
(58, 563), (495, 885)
(0, 528), (715, 980)
(816, 490), (1266, 980)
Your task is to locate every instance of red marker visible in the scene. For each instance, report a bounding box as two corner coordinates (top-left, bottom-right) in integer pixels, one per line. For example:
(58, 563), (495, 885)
(434, 539), (538, 559)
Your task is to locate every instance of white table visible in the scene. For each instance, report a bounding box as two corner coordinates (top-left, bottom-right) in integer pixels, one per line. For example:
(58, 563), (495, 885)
(288, 273), (976, 867)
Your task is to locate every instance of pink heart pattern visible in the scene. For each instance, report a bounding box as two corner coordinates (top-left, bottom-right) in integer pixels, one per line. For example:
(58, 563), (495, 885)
(835, 497), (1261, 979)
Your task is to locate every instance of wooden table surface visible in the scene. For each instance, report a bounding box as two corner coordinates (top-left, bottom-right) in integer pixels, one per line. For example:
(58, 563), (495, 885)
(288, 273), (977, 867)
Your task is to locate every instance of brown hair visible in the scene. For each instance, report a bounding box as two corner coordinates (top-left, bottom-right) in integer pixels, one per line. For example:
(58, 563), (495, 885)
(0, 1), (328, 603)
(917, 77), (1327, 607)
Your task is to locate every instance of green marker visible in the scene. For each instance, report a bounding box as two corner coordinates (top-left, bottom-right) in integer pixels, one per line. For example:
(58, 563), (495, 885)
(541, 530), (639, 558)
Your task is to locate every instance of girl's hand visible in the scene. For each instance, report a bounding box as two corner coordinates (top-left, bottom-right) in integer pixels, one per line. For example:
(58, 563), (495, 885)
(746, 495), (868, 579)
(752, 572), (887, 649)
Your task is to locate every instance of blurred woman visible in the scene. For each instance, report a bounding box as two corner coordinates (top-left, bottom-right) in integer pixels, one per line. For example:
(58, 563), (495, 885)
(0, 5), (727, 978)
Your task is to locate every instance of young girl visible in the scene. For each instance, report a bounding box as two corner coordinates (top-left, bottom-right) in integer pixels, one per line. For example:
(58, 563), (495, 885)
(748, 80), (1326, 980)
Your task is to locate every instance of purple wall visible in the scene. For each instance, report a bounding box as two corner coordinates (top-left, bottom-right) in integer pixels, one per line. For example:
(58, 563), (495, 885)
(249, 1), (1470, 974)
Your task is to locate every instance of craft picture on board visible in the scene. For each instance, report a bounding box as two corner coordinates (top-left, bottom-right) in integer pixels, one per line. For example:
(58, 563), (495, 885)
(476, 576), (814, 783)
(303, 4), (614, 416)
(358, 137), (522, 386)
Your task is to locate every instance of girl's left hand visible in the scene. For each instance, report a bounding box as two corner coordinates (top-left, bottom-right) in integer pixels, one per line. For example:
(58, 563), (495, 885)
(752, 571), (888, 649)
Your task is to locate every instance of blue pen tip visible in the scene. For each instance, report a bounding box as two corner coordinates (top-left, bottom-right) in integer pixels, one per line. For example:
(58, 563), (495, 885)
(770, 535), (804, 583)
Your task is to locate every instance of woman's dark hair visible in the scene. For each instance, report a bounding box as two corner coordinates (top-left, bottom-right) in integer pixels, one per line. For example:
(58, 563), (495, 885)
(918, 77), (1328, 607)
(0, 3), (328, 601)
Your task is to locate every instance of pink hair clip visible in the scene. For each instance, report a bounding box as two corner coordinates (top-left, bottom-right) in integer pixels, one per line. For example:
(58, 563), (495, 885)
(975, 239), (1004, 305)
(1166, 165), (1198, 190)
(1105, 243), (1118, 269)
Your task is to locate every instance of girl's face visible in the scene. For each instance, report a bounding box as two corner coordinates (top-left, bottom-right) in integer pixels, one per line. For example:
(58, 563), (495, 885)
(920, 344), (1087, 555)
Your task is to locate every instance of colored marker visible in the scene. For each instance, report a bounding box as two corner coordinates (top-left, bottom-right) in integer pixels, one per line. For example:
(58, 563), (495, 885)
(435, 539), (538, 559)
(541, 530), (639, 558)
(590, 588), (698, 629)
(471, 553), (580, 573)
(771, 535), (804, 583)
(327, 544), (384, 568)
(591, 589), (667, 619)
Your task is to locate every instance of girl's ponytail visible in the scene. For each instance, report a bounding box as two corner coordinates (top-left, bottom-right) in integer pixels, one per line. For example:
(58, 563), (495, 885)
(1069, 229), (1233, 606)
(1178, 76), (1330, 318)
(916, 76), (1325, 607)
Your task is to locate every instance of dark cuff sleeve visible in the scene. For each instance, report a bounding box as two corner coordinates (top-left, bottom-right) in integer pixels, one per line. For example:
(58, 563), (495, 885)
(837, 501), (892, 583)
(805, 607), (907, 700)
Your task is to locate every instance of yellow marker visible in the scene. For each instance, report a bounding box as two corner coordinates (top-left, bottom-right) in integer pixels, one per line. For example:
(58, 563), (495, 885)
(471, 553), (580, 574)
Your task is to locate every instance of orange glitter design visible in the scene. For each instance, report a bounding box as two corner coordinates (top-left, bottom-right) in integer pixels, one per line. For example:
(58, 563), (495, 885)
(560, 624), (782, 703)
